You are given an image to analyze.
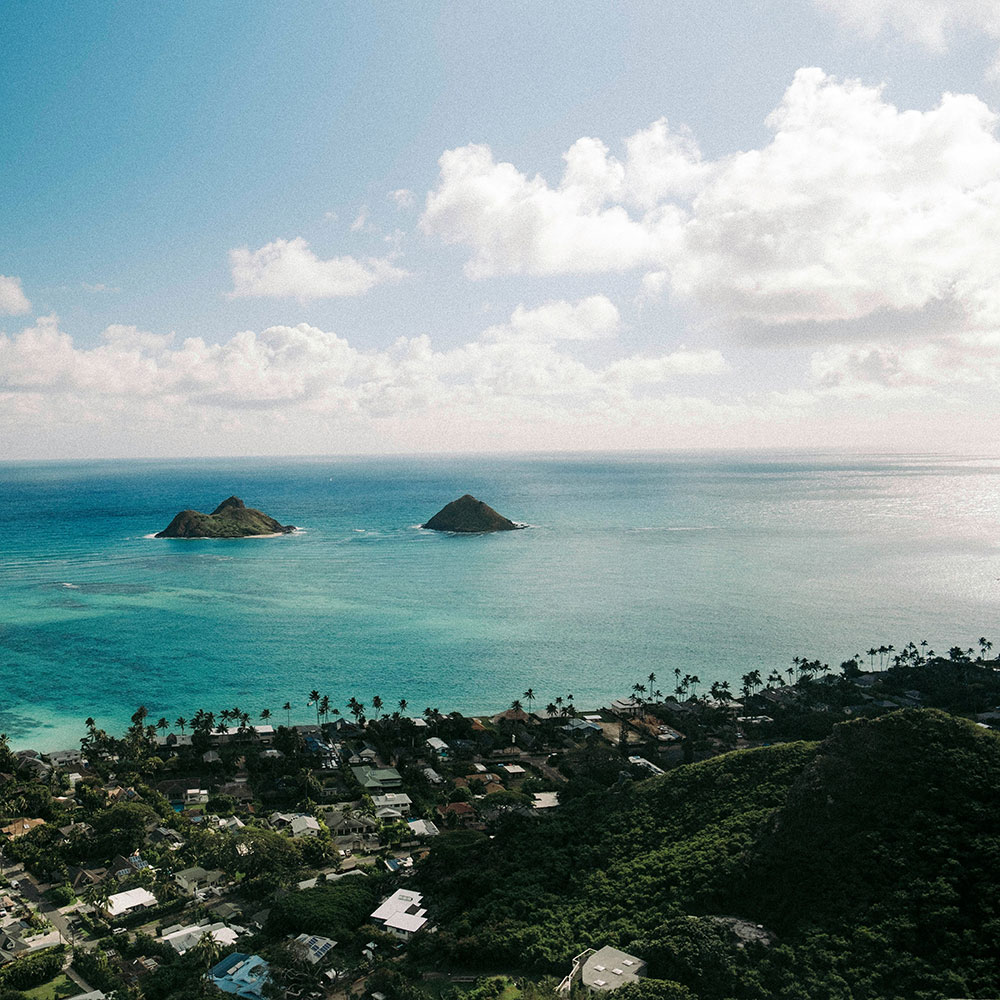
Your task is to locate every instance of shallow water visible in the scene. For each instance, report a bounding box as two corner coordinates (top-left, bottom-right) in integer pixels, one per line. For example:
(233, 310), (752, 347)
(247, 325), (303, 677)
(2, 452), (998, 749)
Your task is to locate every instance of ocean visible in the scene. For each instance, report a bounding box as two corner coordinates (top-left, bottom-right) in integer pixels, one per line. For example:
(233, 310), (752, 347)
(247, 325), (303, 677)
(2, 452), (999, 751)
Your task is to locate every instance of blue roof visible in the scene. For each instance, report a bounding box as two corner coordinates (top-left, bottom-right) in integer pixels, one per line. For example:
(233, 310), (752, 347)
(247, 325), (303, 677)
(210, 953), (249, 977)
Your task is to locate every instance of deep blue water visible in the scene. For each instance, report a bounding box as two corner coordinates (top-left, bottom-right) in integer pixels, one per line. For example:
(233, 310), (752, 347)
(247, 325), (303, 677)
(2, 453), (999, 749)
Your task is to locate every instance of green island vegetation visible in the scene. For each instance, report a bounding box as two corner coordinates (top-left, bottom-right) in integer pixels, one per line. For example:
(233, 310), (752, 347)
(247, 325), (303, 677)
(0, 640), (998, 1000)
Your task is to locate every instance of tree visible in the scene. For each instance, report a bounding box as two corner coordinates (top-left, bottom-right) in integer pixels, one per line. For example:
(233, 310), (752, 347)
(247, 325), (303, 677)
(175, 716), (187, 734)
(522, 688), (536, 714)
(309, 690), (321, 725)
(260, 708), (271, 724)
(283, 701), (292, 726)
(371, 695), (384, 720)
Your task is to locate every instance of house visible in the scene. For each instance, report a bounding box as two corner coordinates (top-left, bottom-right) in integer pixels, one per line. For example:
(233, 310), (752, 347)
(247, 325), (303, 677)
(291, 933), (337, 965)
(68, 865), (108, 892)
(209, 953), (270, 1000)
(160, 919), (245, 955)
(407, 818), (440, 838)
(500, 764), (526, 779)
(148, 826), (185, 850)
(422, 767), (444, 785)
(436, 802), (478, 827)
(103, 887), (158, 920)
(563, 718), (602, 735)
(109, 852), (152, 880)
(533, 792), (560, 810)
(560, 946), (647, 994)
(610, 698), (643, 717)
(0, 818), (45, 839)
(370, 889), (428, 940)
(290, 815), (320, 837)
(175, 867), (226, 895)
(425, 736), (450, 757)
(351, 765), (403, 792)
(45, 748), (84, 768)
(321, 809), (377, 838)
(184, 788), (209, 805)
(371, 793), (412, 815)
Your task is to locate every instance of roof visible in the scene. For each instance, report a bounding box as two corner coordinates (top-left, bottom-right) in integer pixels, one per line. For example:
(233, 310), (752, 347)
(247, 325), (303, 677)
(292, 933), (337, 964)
(581, 946), (646, 990)
(407, 819), (440, 837)
(1, 818), (45, 838)
(160, 920), (243, 955)
(210, 952), (270, 999)
(106, 887), (157, 917)
(372, 792), (412, 808)
(370, 889), (428, 935)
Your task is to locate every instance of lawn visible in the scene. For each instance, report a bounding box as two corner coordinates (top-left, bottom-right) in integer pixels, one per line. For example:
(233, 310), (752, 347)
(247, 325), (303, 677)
(23, 973), (78, 1000)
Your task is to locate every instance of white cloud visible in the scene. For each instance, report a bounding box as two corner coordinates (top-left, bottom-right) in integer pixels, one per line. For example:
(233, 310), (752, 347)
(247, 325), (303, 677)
(422, 69), (1000, 344)
(420, 143), (684, 278)
(0, 275), (31, 315)
(810, 331), (1000, 393)
(0, 310), (735, 456)
(482, 296), (620, 343)
(350, 205), (370, 232)
(390, 189), (415, 209)
(228, 237), (408, 299)
(816, 0), (1000, 71)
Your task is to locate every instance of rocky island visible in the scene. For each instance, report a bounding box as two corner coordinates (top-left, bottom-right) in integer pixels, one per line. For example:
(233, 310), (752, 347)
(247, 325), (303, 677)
(422, 493), (522, 532)
(155, 496), (296, 538)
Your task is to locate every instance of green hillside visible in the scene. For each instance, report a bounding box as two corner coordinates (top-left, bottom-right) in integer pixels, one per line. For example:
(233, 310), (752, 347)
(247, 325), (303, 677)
(415, 710), (1000, 1000)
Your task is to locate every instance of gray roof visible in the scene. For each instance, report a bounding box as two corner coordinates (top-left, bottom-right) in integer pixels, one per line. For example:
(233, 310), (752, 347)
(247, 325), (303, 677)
(581, 947), (646, 991)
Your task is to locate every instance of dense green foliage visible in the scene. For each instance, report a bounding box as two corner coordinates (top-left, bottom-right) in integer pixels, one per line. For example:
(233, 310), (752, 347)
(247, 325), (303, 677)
(0, 947), (64, 990)
(415, 710), (1000, 1000)
(267, 879), (380, 942)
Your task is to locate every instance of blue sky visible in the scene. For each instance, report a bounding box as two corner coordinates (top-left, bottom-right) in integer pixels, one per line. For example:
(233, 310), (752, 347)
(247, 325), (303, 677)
(4, 1), (1000, 458)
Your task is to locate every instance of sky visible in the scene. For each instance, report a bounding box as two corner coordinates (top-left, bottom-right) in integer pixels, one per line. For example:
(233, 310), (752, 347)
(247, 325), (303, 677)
(4, 0), (1000, 459)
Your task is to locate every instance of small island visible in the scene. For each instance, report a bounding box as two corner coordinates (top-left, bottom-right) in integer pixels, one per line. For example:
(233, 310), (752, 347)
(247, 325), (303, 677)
(155, 496), (296, 538)
(422, 494), (522, 532)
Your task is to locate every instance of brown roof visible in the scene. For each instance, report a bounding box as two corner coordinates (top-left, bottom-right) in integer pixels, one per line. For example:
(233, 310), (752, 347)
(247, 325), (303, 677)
(1, 818), (45, 838)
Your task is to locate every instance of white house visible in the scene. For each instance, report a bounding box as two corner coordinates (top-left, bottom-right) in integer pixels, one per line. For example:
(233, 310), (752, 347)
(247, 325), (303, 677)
(104, 887), (157, 920)
(370, 889), (428, 940)
(159, 920), (244, 955)
(371, 793), (412, 815)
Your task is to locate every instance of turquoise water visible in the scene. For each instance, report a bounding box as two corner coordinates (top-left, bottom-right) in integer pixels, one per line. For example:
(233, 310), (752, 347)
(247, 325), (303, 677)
(2, 453), (1000, 750)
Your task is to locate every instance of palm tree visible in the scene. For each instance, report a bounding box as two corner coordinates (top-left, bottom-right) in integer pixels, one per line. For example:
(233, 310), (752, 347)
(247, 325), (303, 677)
(371, 695), (384, 720)
(399, 698), (408, 715)
(175, 716), (187, 734)
(522, 689), (536, 714)
(156, 717), (169, 734)
(510, 698), (524, 714)
(260, 708), (272, 725)
(319, 695), (331, 727)
(282, 701), (292, 726)
(347, 697), (365, 724)
(309, 690), (321, 725)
